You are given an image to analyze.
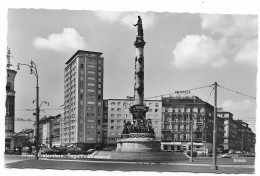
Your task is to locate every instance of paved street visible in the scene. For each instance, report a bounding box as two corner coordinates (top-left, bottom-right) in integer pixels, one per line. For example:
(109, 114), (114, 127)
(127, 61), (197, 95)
(4, 155), (255, 174)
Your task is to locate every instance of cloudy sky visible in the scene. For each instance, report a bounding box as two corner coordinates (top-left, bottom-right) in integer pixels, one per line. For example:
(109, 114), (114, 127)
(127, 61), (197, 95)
(7, 9), (257, 132)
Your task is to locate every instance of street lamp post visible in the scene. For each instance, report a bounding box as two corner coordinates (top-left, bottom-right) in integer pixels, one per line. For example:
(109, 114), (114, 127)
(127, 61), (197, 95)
(17, 61), (39, 160)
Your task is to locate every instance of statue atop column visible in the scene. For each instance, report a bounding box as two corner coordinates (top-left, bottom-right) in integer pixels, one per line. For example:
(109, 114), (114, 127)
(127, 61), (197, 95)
(133, 16), (143, 36)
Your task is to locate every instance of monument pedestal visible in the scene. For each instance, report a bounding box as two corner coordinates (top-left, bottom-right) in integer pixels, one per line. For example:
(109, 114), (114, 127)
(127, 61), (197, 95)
(116, 133), (161, 152)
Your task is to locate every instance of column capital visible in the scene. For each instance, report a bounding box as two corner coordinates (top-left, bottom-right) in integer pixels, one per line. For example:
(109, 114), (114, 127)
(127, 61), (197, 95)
(134, 36), (146, 48)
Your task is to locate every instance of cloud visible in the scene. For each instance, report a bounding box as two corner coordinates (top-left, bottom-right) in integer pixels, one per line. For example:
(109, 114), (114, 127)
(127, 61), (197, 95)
(95, 11), (155, 29)
(172, 14), (258, 69)
(172, 35), (227, 69)
(221, 99), (256, 112)
(200, 14), (258, 38)
(94, 11), (121, 24)
(201, 14), (258, 66)
(33, 28), (87, 51)
(234, 38), (258, 65)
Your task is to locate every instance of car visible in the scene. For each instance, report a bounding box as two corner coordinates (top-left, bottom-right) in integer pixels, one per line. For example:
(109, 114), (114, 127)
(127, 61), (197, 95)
(86, 149), (97, 154)
(102, 148), (112, 151)
(221, 153), (232, 158)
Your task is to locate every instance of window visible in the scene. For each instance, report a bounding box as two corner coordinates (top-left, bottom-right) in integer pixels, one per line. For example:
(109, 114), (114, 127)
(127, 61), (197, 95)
(80, 101), (83, 105)
(111, 126), (114, 129)
(111, 108), (115, 111)
(79, 82), (84, 87)
(88, 65), (95, 68)
(88, 71), (95, 74)
(98, 72), (102, 76)
(98, 90), (101, 94)
(98, 102), (101, 106)
(98, 60), (102, 64)
(111, 114), (115, 117)
(117, 114), (121, 118)
(80, 70), (84, 74)
(87, 77), (95, 81)
(117, 126), (121, 129)
(80, 89), (83, 93)
(87, 94), (95, 99)
(87, 113), (94, 117)
(98, 66), (102, 70)
(80, 77), (83, 81)
(117, 108), (121, 111)
(87, 106), (94, 111)
(98, 78), (101, 82)
(87, 101), (95, 105)
(88, 83), (95, 86)
(111, 102), (115, 106)
(87, 119), (95, 123)
(98, 120), (101, 124)
(155, 109), (158, 112)
(111, 120), (114, 123)
(98, 84), (101, 88)
(155, 103), (159, 107)
(80, 94), (83, 99)
(88, 58), (94, 62)
(87, 89), (95, 92)
(80, 64), (84, 68)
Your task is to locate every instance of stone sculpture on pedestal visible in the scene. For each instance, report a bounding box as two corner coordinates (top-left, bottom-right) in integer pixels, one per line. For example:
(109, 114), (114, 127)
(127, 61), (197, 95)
(116, 16), (161, 152)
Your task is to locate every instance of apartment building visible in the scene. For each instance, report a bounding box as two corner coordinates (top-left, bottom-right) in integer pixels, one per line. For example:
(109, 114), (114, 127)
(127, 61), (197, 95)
(218, 108), (256, 152)
(161, 95), (224, 153)
(103, 97), (162, 149)
(6, 68), (17, 151)
(62, 50), (104, 150)
(38, 114), (61, 147)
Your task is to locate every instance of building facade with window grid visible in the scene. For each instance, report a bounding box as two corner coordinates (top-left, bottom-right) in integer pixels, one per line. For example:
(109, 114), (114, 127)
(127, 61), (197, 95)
(161, 96), (224, 153)
(103, 98), (162, 149)
(6, 68), (17, 151)
(218, 108), (255, 152)
(62, 50), (104, 149)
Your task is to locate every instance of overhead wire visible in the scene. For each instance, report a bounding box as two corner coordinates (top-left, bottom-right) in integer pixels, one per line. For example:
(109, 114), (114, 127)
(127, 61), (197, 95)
(218, 84), (256, 100)
(144, 84), (213, 99)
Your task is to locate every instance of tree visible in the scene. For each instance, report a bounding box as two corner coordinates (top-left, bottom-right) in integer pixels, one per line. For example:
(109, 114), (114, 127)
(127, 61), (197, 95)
(14, 135), (33, 148)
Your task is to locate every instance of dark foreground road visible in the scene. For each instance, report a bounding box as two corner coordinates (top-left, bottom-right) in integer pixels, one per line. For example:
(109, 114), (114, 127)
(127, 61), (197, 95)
(5, 155), (255, 174)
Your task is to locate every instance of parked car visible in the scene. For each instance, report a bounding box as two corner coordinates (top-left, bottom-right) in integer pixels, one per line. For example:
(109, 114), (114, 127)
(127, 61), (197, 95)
(221, 153), (232, 158)
(87, 149), (97, 154)
(102, 148), (112, 151)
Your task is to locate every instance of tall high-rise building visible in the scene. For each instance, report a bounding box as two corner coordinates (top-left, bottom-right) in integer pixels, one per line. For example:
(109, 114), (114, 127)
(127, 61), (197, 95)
(62, 50), (104, 149)
(6, 48), (17, 151)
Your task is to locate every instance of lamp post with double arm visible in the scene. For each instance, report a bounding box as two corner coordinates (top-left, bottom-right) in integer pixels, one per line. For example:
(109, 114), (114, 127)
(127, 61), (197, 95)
(17, 61), (40, 160)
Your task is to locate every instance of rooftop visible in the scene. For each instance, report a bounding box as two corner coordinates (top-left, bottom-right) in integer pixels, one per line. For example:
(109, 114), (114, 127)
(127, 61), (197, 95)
(65, 50), (103, 65)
